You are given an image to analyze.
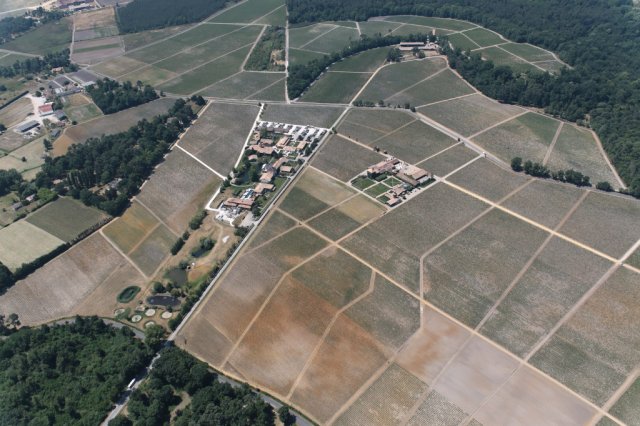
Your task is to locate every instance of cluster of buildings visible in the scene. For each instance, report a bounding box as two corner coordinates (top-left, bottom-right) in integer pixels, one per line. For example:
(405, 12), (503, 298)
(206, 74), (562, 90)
(249, 121), (328, 156)
(398, 41), (439, 52)
(365, 157), (433, 207)
(57, 0), (94, 12)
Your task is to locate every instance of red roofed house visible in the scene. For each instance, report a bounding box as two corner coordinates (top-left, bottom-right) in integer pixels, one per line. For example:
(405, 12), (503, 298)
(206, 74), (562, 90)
(38, 104), (54, 117)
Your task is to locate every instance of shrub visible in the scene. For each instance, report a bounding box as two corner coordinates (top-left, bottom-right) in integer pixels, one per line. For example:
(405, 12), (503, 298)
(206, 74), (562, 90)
(117, 286), (141, 303)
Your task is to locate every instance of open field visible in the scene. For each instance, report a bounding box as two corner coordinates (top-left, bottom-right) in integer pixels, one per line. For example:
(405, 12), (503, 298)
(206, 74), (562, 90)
(63, 100), (103, 124)
(358, 21), (402, 37)
(386, 69), (476, 107)
(136, 149), (221, 233)
(418, 93), (523, 136)
(463, 27), (505, 47)
(423, 209), (549, 327)
(530, 267), (640, 406)
(208, 0), (284, 23)
(261, 103), (344, 128)
(417, 143), (478, 176)
(128, 223), (175, 276)
(245, 77), (286, 101)
(52, 97), (174, 156)
(0, 233), (133, 324)
(546, 124), (620, 187)
(478, 46), (541, 74)
(302, 25), (359, 54)
(380, 15), (477, 31)
(0, 135), (45, 173)
(311, 135), (385, 182)
(309, 194), (385, 240)
(25, 197), (108, 242)
(407, 390), (468, 425)
(72, 37), (123, 65)
(0, 97), (32, 130)
(447, 158), (531, 202)
(247, 210), (298, 249)
(2, 17), (72, 55)
(103, 201), (158, 255)
(480, 237), (612, 357)
(332, 47), (389, 72)
(0, 52), (32, 67)
(338, 108), (414, 140)
(559, 191), (640, 259)
(199, 72), (285, 100)
(177, 102), (259, 175)
(609, 377), (640, 425)
(472, 112), (560, 163)
(290, 23), (339, 49)
(447, 32), (481, 51)
(288, 48), (326, 66)
(300, 72), (371, 104)
(0, 0), (41, 14)
(0, 220), (64, 270)
(373, 119), (456, 163)
(501, 42), (556, 62)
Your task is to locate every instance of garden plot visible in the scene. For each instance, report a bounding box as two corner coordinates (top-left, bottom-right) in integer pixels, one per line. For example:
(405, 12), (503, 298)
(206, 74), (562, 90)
(288, 314), (390, 423)
(341, 183), (487, 292)
(423, 209), (549, 328)
(0, 233), (127, 325)
(311, 135), (385, 182)
(225, 275), (339, 396)
(279, 167), (356, 221)
(177, 102), (259, 175)
(247, 209), (298, 249)
(136, 149), (221, 233)
(380, 15), (477, 31)
(373, 119), (456, 163)
(417, 143), (478, 177)
(345, 274), (420, 349)
(335, 363), (427, 425)
(474, 366), (598, 425)
(261, 103), (345, 128)
(356, 58), (448, 103)
(480, 237), (612, 357)
(309, 194), (385, 240)
(447, 158), (531, 202)
(208, 0), (284, 23)
(25, 197), (108, 242)
(479, 46), (541, 74)
(559, 191), (640, 259)
(386, 69), (476, 108)
(407, 390), (468, 425)
(418, 93), (523, 137)
(332, 47), (389, 72)
(300, 72), (371, 104)
(53, 98), (174, 156)
(198, 72), (285, 100)
(546, 124), (620, 187)
(501, 179), (584, 229)
(609, 377), (640, 425)
(0, 220), (64, 270)
(472, 112), (560, 163)
(530, 267), (640, 406)
(463, 27), (505, 47)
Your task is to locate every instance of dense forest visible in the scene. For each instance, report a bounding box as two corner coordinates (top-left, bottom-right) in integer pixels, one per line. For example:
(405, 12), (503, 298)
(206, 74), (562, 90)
(34, 99), (197, 216)
(0, 49), (74, 78)
(111, 347), (275, 426)
(86, 79), (158, 114)
(0, 317), (153, 425)
(286, 0), (640, 197)
(245, 26), (286, 71)
(116, 0), (230, 33)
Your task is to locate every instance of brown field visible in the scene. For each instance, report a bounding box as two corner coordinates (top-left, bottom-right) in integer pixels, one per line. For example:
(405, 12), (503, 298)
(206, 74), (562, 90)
(128, 223), (176, 276)
(246, 209), (298, 249)
(530, 267), (640, 406)
(373, 119), (456, 164)
(53, 98), (175, 156)
(417, 143), (479, 177)
(559, 191), (640, 258)
(0, 97), (32, 130)
(406, 390), (468, 425)
(480, 237), (612, 357)
(335, 363), (427, 425)
(0, 233), (128, 324)
(0, 220), (65, 271)
(74, 7), (117, 31)
(447, 158), (531, 202)
(177, 102), (259, 175)
(423, 209), (549, 328)
(338, 108), (414, 140)
(501, 179), (584, 229)
(103, 200), (158, 254)
(311, 135), (385, 182)
(342, 183), (487, 292)
(136, 149), (221, 233)
(288, 314), (391, 423)
(309, 194), (385, 240)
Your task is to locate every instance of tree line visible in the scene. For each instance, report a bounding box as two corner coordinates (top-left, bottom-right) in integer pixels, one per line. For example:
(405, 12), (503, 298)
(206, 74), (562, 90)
(86, 78), (159, 114)
(0, 317), (153, 425)
(116, 0), (231, 33)
(110, 347), (275, 426)
(0, 49), (75, 79)
(285, 0), (640, 198)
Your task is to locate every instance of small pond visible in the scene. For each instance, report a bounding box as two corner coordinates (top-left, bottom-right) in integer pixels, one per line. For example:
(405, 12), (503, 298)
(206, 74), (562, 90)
(146, 295), (181, 307)
(166, 268), (188, 286)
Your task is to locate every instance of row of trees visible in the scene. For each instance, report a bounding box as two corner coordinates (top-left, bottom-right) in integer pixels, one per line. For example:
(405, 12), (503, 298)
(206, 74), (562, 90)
(34, 99), (197, 216)
(288, 32), (434, 99)
(116, 0), (230, 33)
(0, 49), (75, 78)
(0, 317), (154, 425)
(86, 78), (158, 114)
(285, 0), (640, 198)
(511, 157), (594, 187)
(111, 347), (276, 426)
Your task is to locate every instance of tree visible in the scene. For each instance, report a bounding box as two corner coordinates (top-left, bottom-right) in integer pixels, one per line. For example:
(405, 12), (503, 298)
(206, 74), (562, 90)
(144, 324), (165, 350)
(0, 123), (6, 132)
(278, 406), (296, 426)
(596, 181), (613, 192)
(511, 157), (523, 172)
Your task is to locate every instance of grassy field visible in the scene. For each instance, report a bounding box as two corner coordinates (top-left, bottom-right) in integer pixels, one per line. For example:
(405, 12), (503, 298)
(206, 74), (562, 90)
(0, 220), (65, 271)
(0, 135), (45, 173)
(64, 102), (103, 124)
(25, 197), (108, 242)
(386, 69), (476, 107)
(303, 25), (359, 54)
(501, 42), (556, 62)
(381, 15), (477, 31)
(407, 391), (468, 425)
(300, 71), (371, 104)
(339, 108), (414, 137)
(103, 201), (158, 255)
(128, 223), (175, 276)
(177, 102), (259, 175)
(262, 103), (344, 128)
(479, 46), (541, 74)
(463, 27), (505, 47)
(447, 32), (481, 51)
(198, 71), (285, 100)
(53, 97), (174, 156)
(290, 23), (338, 49)
(546, 124), (620, 187)
(480, 237), (612, 357)
(358, 21), (402, 37)
(448, 158), (531, 202)
(3, 17), (72, 55)
(418, 93), (523, 137)
(311, 135), (385, 182)
(472, 112), (560, 163)
(208, 0), (284, 23)
(332, 47), (389, 72)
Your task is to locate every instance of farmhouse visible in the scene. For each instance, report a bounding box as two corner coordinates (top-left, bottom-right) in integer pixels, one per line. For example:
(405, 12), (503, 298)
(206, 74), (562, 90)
(38, 104), (54, 117)
(222, 197), (255, 210)
(398, 41), (439, 51)
(397, 164), (432, 186)
(367, 158), (400, 177)
(249, 144), (275, 156)
(254, 183), (274, 196)
(280, 165), (296, 175)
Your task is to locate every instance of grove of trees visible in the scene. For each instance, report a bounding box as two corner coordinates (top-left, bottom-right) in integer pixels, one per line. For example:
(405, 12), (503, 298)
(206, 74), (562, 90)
(0, 49), (74, 79)
(86, 79), (158, 114)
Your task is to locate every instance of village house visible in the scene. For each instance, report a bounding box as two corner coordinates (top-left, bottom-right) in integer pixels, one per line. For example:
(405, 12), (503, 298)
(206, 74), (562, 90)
(254, 183), (275, 196)
(280, 165), (296, 175)
(38, 104), (54, 117)
(222, 197), (255, 210)
(260, 170), (275, 183)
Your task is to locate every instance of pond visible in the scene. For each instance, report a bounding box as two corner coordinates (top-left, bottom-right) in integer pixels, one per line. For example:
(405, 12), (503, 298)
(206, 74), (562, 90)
(146, 295), (181, 307)
(165, 267), (188, 286)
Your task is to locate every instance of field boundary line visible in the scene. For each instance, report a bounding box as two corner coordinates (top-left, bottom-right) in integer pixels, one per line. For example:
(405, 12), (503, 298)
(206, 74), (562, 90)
(524, 236), (640, 361)
(371, 118), (419, 142)
(388, 22), (407, 35)
(467, 109), (528, 140)
(457, 32), (482, 49)
(470, 41), (509, 51)
(415, 141), (463, 166)
(341, 116), (389, 135)
(496, 45), (546, 72)
(98, 229), (149, 279)
(542, 121), (564, 165)
(414, 92), (476, 109)
(243, 77), (286, 100)
(191, 70), (244, 97)
(241, 24), (266, 71)
(175, 144), (225, 179)
(355, 21), (361, 36)
(589, 127), (627, 189)
(330, 70), (372, 74)
(134, 197), (180, 237)
(298, 24), (339, 49)
(125, 221), (161, 255)
(286, 269), (377, 399)
(335, 131), (381, 152)
(441, 154), (482, 179)
(289, 46), (330, 55)
(249, 4), (286, 25)
(384, 64), (449, 102)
